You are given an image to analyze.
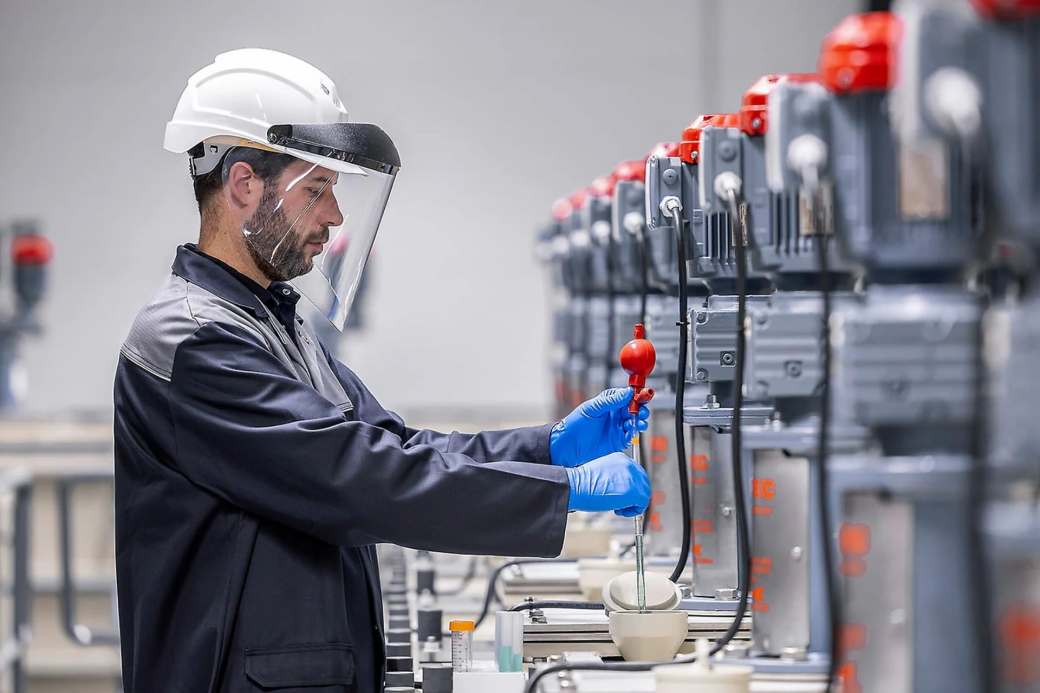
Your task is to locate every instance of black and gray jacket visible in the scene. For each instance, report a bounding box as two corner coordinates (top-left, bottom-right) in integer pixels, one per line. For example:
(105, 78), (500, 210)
(114, 244), (569, 693)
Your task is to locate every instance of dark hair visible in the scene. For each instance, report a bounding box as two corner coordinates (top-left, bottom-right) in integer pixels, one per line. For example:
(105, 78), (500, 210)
(191, 146), (298, 213)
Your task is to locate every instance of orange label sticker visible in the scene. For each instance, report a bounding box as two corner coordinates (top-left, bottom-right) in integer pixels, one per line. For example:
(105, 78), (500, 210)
(841, 623), (867, 653)
(692, 544), (715, 565)
(752, 478), (776, 500)
(752, 505), (774, 517)
(838, 662), (862, 693)
(1000, 604), (1040, 684)
(839, 523), (871, 557)
(750, 587), (769, 612)
(692, 519), (714, 534)
(690, 453), (709, 471)
(651, 435), (669, 452)
(840, 558), (867, 577)
(751, 556), (773, 575)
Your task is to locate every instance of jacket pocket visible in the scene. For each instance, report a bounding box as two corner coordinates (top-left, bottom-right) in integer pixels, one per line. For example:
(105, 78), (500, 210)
(244, 642), (354, 688)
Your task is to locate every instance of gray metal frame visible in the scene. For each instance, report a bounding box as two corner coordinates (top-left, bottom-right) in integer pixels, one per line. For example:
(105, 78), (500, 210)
(56, 473), (120, 648)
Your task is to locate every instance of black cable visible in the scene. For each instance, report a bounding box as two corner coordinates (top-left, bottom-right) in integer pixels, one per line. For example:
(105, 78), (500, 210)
(711, 196), (752, 653)
(525, 659), (662, 692)
(815, 230), (841, 691)
(508, 600), (604, 612)
(669, 204), (693, 584)
(473, 559), (577, 629)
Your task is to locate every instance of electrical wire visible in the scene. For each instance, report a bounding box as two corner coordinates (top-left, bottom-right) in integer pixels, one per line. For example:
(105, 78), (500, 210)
(712, 192), (752, 653)
(814, 225), (841, 691)
(473, 559), (577, 629)
(667, 202), (693, 584)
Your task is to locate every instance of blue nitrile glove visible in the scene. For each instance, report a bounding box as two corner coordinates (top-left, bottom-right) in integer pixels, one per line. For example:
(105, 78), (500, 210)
(564, 452), (651, 517)
(549, 388), (651, 468)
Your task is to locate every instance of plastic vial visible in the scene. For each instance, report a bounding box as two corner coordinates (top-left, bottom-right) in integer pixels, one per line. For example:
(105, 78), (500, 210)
(449, 619), (475, 672)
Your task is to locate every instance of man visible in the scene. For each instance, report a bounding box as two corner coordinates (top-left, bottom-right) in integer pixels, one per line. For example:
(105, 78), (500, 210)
(114, 49), (651, 693)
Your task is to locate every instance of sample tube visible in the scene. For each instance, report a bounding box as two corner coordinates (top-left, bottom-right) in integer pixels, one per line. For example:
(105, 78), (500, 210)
(449, 620), (474, 673)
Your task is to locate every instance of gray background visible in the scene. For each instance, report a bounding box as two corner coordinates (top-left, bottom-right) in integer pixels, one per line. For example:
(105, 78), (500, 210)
(0, 0), (858, 420)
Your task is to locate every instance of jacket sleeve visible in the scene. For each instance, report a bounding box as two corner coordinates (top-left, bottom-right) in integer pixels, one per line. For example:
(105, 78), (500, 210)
(167, 320), (569, 555)
(320, 344), (555, 465)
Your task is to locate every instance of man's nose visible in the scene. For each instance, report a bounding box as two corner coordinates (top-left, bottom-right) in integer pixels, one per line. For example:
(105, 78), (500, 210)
(324, 193), (344, 227)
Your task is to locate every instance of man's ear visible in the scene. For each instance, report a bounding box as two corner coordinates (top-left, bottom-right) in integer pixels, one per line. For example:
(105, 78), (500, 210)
(225, 161), (261, 211)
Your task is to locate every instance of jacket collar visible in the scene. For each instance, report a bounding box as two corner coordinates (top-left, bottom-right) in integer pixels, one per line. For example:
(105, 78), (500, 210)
(172, 244), (269, 320)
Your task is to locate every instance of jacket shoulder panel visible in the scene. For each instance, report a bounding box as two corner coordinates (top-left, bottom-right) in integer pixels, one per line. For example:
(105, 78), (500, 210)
(121, 275), (270, 381)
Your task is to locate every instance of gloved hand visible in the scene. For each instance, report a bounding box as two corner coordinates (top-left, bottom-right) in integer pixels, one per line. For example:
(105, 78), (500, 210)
(564, 452), (651, 517)
(550, 388), (651, 468)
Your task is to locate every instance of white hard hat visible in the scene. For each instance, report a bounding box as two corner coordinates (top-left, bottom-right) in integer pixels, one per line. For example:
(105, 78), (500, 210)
(164, 48), (364, 176)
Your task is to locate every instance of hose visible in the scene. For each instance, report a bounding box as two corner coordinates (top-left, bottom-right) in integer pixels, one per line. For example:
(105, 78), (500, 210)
(474, 559), (577, 629)
(665, 200), (692, 584)
(815, 228), (840, 691)
(710, 189), (751, 652)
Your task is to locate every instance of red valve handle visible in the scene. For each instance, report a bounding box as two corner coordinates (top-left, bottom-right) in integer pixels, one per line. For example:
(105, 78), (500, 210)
(619, 323), (657, 416)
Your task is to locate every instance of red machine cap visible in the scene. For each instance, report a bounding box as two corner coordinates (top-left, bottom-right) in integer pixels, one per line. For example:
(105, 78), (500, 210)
(740, 73), (819, 135)
(972, 0), (1040, 18)
(679, 113), (740, 164)
(647, 142), (680, 160)
(820, 12), (902, 94)
(568, 188), (590, 210)
(613, 159), (646, 183)
(591, 174), (617, 198)
(551, 198), (573, 222)
(12, 235), (52, 265)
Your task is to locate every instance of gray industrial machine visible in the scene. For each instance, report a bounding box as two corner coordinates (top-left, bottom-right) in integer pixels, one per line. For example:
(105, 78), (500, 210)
(645, 123), (773, 610)
(820, 9), (983, 692)
(530, 5), (1040, 692)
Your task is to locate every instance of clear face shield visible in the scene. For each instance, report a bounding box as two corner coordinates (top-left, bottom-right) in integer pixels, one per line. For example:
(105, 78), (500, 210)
(213, 123), (400, 330)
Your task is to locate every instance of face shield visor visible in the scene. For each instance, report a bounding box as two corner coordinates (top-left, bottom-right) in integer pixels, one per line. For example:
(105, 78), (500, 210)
(212, 123), (400, 330)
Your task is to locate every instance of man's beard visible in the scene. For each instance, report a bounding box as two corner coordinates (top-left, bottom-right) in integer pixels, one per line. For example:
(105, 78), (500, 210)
(243, 185), (320, 282)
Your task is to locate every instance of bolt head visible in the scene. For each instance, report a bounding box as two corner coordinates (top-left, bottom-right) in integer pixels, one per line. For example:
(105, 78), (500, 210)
(662, 168), (679, 185)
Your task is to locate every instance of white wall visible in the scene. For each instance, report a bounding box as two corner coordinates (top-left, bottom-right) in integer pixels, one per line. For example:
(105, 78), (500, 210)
(0, 0), (859, 419)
